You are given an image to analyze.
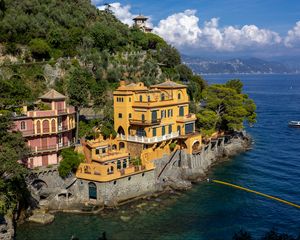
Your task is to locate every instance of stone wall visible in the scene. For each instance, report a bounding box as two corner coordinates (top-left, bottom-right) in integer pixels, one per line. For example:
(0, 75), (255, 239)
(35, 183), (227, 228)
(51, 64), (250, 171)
(76, 170), (156, 206)
(26, 134), (251, 211)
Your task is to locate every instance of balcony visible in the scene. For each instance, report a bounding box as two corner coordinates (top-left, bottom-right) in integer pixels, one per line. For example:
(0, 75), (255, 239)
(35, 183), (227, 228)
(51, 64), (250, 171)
(118, 131), (179, 144)
(176, 113), (197, 123)
(30, 141), (74, 154)
(129, 118), (161, 126)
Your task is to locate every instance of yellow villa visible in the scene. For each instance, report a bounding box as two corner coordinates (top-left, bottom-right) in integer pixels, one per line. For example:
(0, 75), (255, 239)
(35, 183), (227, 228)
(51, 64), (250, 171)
(76, 80), (202, 188)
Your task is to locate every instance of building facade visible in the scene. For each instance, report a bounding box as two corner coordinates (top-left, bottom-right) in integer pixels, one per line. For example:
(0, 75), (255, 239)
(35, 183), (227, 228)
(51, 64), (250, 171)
(75, 80), (202, 201)
(12, 89), (76, 168)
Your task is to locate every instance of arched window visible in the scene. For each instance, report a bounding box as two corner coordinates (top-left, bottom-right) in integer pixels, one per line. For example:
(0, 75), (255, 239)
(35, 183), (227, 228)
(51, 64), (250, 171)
(117, 126), (125, 135)
(112, 144), (117, 150)
(119, 142), (125, 149)
(43, 120), (49, 133)
(51, 119), (56, 132)
(36, 120), (41, 134)
(20, 121), (26, 130)
(88, 182), (97, 200)
(178, 93), (181, 100)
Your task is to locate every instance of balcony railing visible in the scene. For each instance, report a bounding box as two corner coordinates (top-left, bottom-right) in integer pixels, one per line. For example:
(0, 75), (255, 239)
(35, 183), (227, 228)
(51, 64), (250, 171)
(176, 113), (196, 123)
(129, 118), (161, 126)
(118, 131), (179, 144)
(30, 141), (74, 154)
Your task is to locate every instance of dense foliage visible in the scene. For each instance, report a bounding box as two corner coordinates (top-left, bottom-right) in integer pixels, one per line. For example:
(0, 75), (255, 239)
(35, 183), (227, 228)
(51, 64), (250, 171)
(58, 148), (84, 178)
(0, 114), (29, 215)
(196, 79), (256, 135)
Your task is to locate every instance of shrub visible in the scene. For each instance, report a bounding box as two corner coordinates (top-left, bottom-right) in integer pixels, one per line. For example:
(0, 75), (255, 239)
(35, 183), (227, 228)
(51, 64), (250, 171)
(29, 38), (51, 60)
(58, 148), (84, 178)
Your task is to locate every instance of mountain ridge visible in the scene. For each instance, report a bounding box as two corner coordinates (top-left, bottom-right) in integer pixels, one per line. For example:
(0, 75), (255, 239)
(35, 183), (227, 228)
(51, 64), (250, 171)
(183, 55), (300, 74)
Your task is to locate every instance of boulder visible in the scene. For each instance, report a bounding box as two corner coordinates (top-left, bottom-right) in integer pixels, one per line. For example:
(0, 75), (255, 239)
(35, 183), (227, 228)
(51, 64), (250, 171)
(28, 213), (54, 225)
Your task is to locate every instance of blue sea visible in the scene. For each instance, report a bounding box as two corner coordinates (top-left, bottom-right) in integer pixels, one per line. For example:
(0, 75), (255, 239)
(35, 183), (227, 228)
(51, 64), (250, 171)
(17, 74), (300, 240)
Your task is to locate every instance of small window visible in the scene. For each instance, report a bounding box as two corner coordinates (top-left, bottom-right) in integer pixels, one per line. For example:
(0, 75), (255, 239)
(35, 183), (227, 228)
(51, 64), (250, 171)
(129, 97), (131, 102)
(178, 93), (181, 99)
(96, 149), (100, 155)
(20, 121), (26, 130)
(162, 126), (165, 135)
(128, 177), (131, 181)
(117, 160), (121, 169)
(113, 180), (117, 185)
(147, 96), (150, 102)
(142, 173), (145, 177)
(169, 125), (172, 134)
(118, 113), (122, 118)
(161, 93), (165, 101)
(139, 95), (143, 102)
(153, 128), (156, 137)
(129, 113), (132, 119)
(122, 98), (124, 102)
(123, 160), (127, 168)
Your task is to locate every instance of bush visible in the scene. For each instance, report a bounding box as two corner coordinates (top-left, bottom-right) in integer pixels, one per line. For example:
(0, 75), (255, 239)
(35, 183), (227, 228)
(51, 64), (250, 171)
(169, 142), (177, 151)
(29, 38), (51, 60)
(58, 148), (84, 178)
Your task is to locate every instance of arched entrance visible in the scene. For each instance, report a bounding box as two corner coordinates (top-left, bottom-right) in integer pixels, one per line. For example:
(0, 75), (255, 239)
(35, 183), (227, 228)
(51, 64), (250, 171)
(88, 182), (97, 200)
(117, 126), (125, 135)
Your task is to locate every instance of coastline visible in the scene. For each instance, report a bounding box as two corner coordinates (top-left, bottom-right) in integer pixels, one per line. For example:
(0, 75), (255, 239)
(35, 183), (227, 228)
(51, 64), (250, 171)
(0, 132), (251, 240)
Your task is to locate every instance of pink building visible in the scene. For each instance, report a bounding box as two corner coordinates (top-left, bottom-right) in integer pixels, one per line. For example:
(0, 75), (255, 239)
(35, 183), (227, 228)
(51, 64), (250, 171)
(12, 89), (76, 169)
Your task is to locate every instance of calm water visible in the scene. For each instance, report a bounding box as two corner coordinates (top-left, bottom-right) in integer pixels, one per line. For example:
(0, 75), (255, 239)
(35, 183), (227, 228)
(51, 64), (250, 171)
(17, 74), (300, 240)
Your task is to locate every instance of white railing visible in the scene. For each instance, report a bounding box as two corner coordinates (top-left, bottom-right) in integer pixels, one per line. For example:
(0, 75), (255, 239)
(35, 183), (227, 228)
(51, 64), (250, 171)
(118, 131), (179, 143)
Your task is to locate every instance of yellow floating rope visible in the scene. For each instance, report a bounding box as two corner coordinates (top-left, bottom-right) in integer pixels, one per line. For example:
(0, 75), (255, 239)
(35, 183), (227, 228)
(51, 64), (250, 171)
(210, 179), (300, 210)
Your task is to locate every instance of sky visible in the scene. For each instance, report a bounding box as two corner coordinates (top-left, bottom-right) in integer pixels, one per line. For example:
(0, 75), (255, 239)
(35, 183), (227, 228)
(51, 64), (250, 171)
(92, 0), (300, 60)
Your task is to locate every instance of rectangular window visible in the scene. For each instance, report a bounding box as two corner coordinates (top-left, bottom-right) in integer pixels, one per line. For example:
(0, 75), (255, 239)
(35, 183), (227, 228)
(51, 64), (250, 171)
(96, 149), (100, 155)
(179, 106), (184, 116)
(118, 113), (122, 118)
(168, 125), (172, 134)
(162, 126), (165, 135)
(129, 113), (132, 119)
(185, 123), (194, 134)
(152, 128), (156, 137)
(117, 160), (121, 169)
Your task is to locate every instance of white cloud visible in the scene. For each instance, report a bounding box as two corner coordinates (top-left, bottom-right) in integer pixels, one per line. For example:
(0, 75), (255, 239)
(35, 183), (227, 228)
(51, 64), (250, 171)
(154, 10), (281, 52)
(98, 2), (152, 27)
(284, 21), (300, 47)
(153, 10), (201, 46)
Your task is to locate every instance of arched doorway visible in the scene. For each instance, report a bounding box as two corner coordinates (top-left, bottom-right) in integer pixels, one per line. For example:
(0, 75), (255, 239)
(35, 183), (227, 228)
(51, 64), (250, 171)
(88, 182), (97, 200)
(117, 126), (125, 135)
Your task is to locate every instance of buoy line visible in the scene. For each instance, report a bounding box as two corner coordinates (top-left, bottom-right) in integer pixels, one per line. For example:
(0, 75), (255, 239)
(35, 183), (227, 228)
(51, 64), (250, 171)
(208, 179), (300, 210)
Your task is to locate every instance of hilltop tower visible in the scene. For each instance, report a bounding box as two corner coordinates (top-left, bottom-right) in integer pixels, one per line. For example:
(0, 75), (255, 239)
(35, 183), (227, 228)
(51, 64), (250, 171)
(133, 14), (152, 33)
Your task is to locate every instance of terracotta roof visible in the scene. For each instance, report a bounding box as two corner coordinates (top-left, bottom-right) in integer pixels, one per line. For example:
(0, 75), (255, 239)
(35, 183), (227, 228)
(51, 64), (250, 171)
(151, 80), (186, 89)
(39, 89), (66, 100)
(133, 15), (148, 20)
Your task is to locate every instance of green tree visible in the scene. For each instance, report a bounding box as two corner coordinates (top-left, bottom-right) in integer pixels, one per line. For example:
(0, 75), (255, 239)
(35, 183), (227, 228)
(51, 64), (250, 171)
(199, 80), (256, 132)
(0, 114), (29, 215)
(67, 67), (93, 142)
(58, 148), (84, 178)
